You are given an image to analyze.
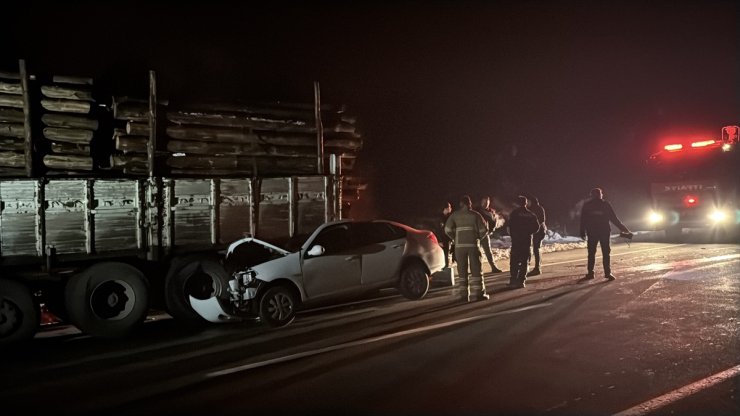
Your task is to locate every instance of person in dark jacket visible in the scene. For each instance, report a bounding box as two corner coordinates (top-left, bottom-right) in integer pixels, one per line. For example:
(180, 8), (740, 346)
(506, 195), (540, 288)
(579, 188), (631, 280)
(475, 196), (504, 274)
(526, 196), (546, 277)
(436, 201), (453, 268)
(445, 195), (490, 302)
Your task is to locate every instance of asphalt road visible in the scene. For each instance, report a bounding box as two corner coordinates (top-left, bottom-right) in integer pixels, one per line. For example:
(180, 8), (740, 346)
(1, 242), (738, 416)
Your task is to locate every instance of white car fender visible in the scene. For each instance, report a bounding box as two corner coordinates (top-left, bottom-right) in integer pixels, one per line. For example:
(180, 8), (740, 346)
(189, 296), (240, 323)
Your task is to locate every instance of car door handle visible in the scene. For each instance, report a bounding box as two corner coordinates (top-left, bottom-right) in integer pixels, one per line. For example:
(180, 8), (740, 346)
(392, 243), (405, 249)
(344, 255), (360, 261)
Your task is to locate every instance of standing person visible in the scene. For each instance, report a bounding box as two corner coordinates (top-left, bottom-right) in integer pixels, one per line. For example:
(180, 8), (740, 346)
(506, 195), (540, 288)
(526, 196), (547, 277)
(579, 187), (632, 280)
(435, 201), (453, 268)
(475, 196), (504, 274)
(445, 195), (490, 302)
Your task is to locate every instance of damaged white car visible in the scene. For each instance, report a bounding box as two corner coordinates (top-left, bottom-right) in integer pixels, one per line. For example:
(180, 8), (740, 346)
(165, 220), (445, 328)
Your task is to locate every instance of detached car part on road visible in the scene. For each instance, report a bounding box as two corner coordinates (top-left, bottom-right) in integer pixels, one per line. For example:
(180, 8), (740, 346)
(173, 220), (445, 327)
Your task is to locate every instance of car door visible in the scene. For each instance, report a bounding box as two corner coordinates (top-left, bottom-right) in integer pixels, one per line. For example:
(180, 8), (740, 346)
(355, 222), (407, 286)
(301, 223), (363, 300)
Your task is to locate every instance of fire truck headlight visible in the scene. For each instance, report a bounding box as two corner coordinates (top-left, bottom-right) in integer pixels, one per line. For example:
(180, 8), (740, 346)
(648, 211), (664, 224)
(709, 210), (728, 223)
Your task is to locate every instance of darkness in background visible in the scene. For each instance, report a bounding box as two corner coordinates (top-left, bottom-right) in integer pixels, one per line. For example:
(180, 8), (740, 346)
(2, 0), (738, 231)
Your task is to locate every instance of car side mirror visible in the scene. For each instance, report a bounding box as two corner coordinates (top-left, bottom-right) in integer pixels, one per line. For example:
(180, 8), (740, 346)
(307, 245), (325, 257)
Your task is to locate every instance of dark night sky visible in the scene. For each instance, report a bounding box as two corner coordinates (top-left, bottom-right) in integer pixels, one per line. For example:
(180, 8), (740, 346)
(3, 0), (739, 229)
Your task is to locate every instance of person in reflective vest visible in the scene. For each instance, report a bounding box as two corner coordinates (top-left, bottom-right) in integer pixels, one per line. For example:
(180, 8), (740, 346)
(445, 195), (490, 302)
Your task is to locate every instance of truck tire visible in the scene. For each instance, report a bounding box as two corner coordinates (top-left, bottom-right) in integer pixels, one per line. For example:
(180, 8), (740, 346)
(0, 279), (39, 346)
(65, 262), (150, 338)
(165, 257), (228, 326)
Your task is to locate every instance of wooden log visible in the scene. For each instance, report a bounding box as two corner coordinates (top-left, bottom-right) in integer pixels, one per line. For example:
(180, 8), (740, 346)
(43, 154), (93, 171)
(0, 71), (21, 81)
(40, 99), (91, 114)
(126, 121), (150, 136)
(0, 151), (27, 168)
(50, 142), (91, 156)
(0, 108), (25, 123)
(0, 94), (24, 108)
(19, 59), (33, 177)
(0, 167), (27, 177)
(112, 97), (148, 121)
(166, 155), (317, 173)
(167, 110), (309, 129)
(175, 102), (340, 122)
(0, 81), (22, 95)
(115, 135), (148, 153)
(52, 75), (93, 85)
(123, 166), (148, 175)
(0, 123), (25, 138)
(325, 138), (362, 152)
(111, 154), (148, 168)
(167, 110), (356, 134)
(166, 139), (316, 158)
(0, 137), (25, 152)
(41, 85), (93, 101)
(42, 113), (99, 130)
(43, 127), (93, 144)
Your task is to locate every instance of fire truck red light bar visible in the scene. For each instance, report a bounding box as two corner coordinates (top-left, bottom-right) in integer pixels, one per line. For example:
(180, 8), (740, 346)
(664, 144), (683, 151)
(691, 140), (716, 148)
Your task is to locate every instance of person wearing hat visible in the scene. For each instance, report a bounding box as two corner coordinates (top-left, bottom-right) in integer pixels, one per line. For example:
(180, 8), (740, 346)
(445, 195), (490, 301)
(506, 195), (540, 288)
(579, 187), (631, 280)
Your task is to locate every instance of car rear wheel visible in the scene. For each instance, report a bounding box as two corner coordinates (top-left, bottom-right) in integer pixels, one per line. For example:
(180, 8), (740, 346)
(399, 263), (430, 300)
(258, 286), (296, 327)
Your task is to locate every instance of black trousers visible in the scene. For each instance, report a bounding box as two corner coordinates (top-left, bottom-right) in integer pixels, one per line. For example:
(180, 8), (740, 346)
(510, 243), (531, 282)
(587, 234), (611, 273)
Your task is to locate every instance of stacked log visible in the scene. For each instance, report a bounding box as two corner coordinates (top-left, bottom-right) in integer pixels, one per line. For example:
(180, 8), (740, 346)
(0, 72), (27, 176)
(111, 96), (151, 175)
(40, 75), (97, 173)
(161, 102), (363, 177)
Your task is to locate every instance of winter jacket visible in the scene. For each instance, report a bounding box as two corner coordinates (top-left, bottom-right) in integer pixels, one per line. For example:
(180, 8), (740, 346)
(445, 207), (488, 249)
(579, 198), (628, 238)
(529, 203), (547, 234)
(507, 206), (540, 245)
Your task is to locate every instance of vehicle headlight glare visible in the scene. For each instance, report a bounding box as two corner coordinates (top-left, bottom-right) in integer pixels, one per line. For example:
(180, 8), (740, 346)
(709, 210), (727, 223)
(648, 211), (664, 224)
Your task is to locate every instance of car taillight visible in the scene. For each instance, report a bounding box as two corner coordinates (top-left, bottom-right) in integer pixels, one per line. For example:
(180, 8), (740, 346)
(683, 195), (699, 207)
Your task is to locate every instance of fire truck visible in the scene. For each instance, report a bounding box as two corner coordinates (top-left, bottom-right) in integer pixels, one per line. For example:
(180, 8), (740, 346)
(645, 125), (740, 241)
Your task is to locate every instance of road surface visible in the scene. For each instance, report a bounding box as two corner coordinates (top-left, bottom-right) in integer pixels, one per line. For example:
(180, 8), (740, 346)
(1, 242), (738, 415)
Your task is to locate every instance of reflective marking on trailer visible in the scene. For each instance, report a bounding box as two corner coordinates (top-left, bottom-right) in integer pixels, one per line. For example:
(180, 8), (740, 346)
(612, 364), (740, 416)
(205, 302), (553, 379)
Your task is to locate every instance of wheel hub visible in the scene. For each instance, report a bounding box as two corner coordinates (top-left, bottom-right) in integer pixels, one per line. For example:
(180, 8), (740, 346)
(90, 280), (135, 321)
(0, 299), (20, 336)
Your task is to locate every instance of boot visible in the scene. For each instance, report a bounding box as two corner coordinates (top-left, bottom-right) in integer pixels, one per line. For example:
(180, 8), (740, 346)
(526, 268), (541, 277)
(584, 271), (595, 280)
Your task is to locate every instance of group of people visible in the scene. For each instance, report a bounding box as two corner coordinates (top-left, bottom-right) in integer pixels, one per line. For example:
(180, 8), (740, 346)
(438, 187), (631, 302)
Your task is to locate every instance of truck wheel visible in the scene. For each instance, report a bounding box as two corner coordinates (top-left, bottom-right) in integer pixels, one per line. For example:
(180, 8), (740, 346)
(258, 286), (297, 327)
(165, 257), (227, 326)
(65, 262), (149, 338)
(399, 263), (430, 300)
(0, 279), (39, 346)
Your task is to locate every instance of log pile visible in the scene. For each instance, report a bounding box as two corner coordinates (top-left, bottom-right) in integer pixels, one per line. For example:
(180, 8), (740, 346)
(111, 96), (151, 175)
(0, 72), (27, 176)
(161, 102), (363, 177)
(40, 75), (96, 173)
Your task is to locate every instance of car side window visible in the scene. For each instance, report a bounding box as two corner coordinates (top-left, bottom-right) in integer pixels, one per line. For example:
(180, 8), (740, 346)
(354, 222), (406, 246)
(310, 224), (353, 255)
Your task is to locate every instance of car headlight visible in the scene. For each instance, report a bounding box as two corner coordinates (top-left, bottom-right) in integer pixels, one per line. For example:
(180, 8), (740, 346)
(709, 210), (728, 223)
(648, 211), (664, 224)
